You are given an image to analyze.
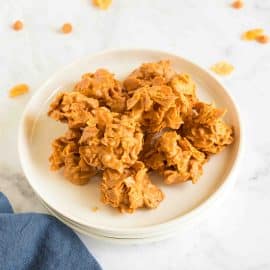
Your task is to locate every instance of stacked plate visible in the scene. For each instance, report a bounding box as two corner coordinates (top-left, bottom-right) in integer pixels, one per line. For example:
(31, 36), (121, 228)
(18, 49), (242, 244)
(39, 197), (189, 244)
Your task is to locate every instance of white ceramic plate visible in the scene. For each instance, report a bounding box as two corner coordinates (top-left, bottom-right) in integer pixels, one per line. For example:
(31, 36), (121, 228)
(40, 198), (185, 244)
(39, 194), (193, 239)
(18, 49), (242, 237)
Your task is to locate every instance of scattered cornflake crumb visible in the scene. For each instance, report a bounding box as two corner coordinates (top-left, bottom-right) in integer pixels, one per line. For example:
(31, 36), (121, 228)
(12, 20), (23, 31)
(92, 0), (112, 10)
(256, 35), (269, 44)
(210, 61), (234, 76)
(61, 23), (72, 34)
(242, 28), (264, 41)
(9, 84), (29, 98)
(231, 0), (244, 9)
(92, 206), (99, 212)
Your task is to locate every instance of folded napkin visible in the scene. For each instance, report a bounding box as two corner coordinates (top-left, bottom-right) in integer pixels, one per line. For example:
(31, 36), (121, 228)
(0, 193), (102, 270)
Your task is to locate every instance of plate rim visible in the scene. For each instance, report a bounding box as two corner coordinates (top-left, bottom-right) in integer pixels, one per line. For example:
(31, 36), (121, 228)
(18, 48), (243, 235)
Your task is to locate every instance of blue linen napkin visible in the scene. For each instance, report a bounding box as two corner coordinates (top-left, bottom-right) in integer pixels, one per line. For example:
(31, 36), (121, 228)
(0, 192), (102, 270)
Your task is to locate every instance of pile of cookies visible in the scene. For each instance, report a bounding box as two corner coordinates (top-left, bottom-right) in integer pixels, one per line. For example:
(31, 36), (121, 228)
(48, 60), (233, 213)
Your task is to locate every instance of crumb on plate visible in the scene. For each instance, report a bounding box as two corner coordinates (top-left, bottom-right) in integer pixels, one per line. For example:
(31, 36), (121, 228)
(92, 206), (99, 212)
(9, 84), (29, 97)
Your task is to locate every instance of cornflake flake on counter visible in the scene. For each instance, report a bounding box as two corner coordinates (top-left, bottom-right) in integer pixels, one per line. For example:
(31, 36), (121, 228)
(12, 20), (23, 31)
(48, 60), (234, 213)
(231, 0), (244, 9)
(61, 23), (73, 34)
(9, 84), (29, 97)
(210, 61), (234, 76)
(242, 28), (264, 41)
(256, 35), (269, 44)
(92, 0), (112, 10)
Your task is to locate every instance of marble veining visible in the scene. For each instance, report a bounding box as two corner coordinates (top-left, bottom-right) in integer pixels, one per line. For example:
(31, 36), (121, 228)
(0, 0), (270, 269)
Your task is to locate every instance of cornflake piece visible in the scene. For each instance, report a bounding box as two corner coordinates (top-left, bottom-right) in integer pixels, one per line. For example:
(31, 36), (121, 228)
(170, 74), (196, 100)
(9, 84), (29, 97)
(92, 0), (112, 10)
(242, 28), (264, 41)
(231, 0), (244, 9)
(210, 61), (234, 76)
(12, 20), (23, 31)
(101, 162), (164, 213)
(256, 35), (269, 44)
(124, 60), (175, 93)
(92, 206), (99, 212)
(169, 73), (198, 113)
(61, 23), (72, 34)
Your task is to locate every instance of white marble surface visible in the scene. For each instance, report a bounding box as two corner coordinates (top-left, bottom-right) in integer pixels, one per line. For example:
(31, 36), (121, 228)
(0, 0), (270, 269)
